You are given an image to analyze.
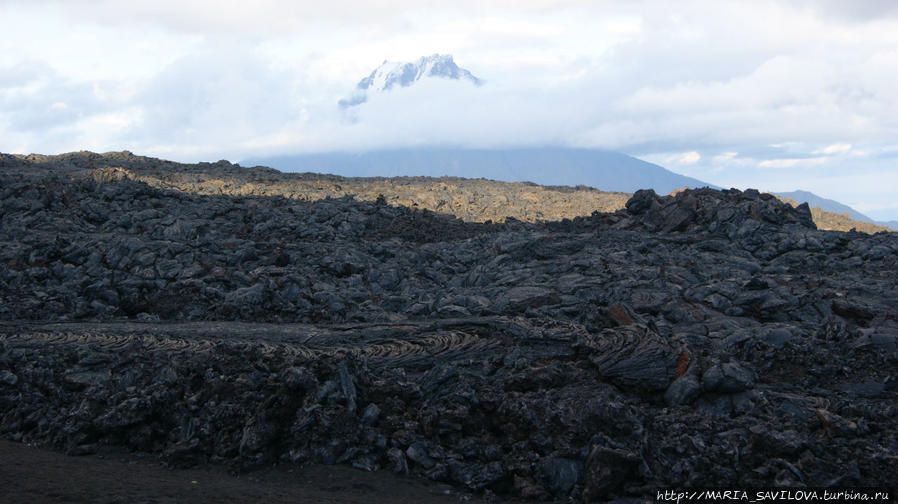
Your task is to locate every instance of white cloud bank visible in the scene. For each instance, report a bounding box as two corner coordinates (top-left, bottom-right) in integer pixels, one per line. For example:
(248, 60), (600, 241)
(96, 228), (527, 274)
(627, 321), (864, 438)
(1, 0), (897, 218)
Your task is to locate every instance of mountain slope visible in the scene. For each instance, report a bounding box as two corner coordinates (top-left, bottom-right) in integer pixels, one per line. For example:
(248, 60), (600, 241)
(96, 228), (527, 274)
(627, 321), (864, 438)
(775, 190), (895, 231)
(244, 147), (717, 195)
(339, 54), (482, 108)
(775, 190), (873, 223)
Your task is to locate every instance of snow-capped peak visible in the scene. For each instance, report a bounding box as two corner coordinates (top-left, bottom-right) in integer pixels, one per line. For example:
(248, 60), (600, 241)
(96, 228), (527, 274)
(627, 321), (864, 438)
(339, 54), (483, 108)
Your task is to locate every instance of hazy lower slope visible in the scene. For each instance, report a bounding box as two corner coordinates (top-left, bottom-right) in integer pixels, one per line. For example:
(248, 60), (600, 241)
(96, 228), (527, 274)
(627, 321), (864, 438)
(775, 190), (896, 232)
(244, 147), (718, 195)
(775, 190), (871, 222)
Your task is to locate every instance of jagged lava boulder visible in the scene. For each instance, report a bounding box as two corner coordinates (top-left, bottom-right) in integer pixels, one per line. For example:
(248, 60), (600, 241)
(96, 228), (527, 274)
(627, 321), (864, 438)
(622, 187), (815, 235)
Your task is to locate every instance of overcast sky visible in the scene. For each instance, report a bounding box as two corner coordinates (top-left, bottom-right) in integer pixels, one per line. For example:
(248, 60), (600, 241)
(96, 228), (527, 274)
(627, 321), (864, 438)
(2, 0), (897, 219)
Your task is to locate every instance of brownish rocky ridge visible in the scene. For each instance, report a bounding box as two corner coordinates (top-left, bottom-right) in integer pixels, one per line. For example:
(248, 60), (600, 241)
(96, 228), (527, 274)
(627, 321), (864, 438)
(3, 151), (628, 224)
(4, 150), (884, 232)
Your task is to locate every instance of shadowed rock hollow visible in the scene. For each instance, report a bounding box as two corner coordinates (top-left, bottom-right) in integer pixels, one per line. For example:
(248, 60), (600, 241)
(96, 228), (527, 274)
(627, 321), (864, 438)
(1, 152), (896, 502)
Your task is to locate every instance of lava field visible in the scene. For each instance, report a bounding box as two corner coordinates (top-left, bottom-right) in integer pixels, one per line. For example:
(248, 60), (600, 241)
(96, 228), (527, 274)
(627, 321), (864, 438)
(1, 154), (896, 501)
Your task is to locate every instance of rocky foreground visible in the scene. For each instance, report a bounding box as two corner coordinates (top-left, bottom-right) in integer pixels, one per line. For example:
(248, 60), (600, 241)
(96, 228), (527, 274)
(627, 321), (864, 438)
(1, 153), (897, 502)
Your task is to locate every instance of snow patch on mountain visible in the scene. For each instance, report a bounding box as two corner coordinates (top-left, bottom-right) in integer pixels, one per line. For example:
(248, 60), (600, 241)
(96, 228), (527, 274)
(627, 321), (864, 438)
(339, 54), (483, 109)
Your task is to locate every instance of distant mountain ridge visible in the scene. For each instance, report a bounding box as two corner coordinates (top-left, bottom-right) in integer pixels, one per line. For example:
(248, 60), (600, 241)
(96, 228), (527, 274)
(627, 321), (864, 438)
(774, 190), (872, 223)
(339, 54), (483, 108)
(774, 190), (895, 231)
(244, 147), (718, 195)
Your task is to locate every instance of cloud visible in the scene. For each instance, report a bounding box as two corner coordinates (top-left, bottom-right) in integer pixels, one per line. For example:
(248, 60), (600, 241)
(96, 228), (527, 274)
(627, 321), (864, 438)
(0, 60), (54, 88)
(119, 44), (309, 158)
(2, 0), (898, 216)
(666, 151), (701, 165)
(5, 0), (599, 37)
(798, 0), (898, 22)
(0, 60), (108, 134)
(251, 76), (597, 155)
(758, 157), (829, 169)
(814, 142), (852, 155)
